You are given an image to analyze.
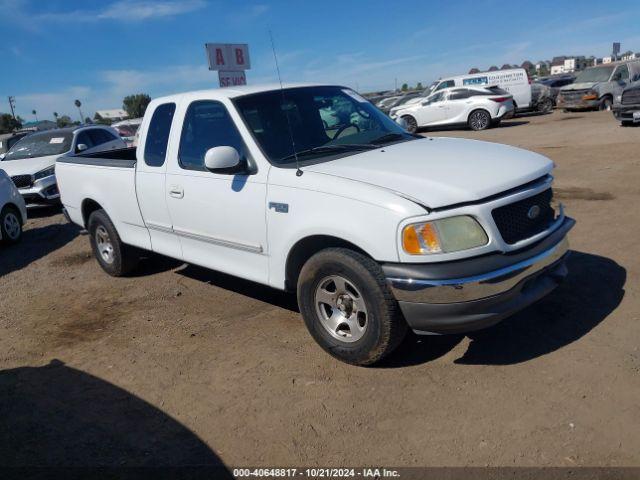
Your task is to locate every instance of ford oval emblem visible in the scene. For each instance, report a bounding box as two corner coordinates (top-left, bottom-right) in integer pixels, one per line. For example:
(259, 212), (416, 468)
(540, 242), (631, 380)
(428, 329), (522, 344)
(527, 205), (541, 219)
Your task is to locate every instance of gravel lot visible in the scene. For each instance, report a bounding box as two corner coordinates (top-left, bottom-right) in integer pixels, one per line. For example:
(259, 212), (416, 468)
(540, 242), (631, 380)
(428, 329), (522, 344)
(1, 110), (638, 469)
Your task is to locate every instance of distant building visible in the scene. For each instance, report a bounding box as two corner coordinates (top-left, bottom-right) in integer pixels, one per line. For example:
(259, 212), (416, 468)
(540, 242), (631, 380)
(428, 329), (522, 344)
(95, 109), (129, 122)
(521, 60), (534, 72)
(550, 56), (568, 75)
(468, 67), (480, 74)
(621, 51), (638, 61)
(500, 64), (512, 70)
(488, 65), (499, 71)
(563, 56), (588, 73)
(602, 56), (613, 64)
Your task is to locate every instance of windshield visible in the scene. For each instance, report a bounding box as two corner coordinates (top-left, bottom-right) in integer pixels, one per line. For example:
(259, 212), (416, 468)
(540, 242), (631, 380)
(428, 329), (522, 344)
(233, 86), (415, 166)
(575, 66), (614, 83)
(3, 131), (73, 161)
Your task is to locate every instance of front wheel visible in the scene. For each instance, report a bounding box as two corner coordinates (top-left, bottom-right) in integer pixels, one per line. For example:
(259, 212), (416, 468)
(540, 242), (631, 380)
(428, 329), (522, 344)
(297, 248), (407, 366)
(88, 209), (139, 276)
(401, 115), (418, 134)
(468, 109), (492, 131)
(1, 206), (22, 245)
(537, 97), (554, 113)
(599, 97), (613, 111)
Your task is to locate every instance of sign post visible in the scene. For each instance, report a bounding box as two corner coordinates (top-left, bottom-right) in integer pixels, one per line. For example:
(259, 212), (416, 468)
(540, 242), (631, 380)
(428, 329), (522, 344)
(205, 43), (250, 87)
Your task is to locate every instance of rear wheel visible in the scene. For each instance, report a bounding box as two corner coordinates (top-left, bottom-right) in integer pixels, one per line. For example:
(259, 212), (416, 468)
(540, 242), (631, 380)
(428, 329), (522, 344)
(468, 109), (492, 131)
(0, 206), (22, 245)
(88, 209), (139, 276)
(401, 115), (418, 134)
(297, 248), (407, 366)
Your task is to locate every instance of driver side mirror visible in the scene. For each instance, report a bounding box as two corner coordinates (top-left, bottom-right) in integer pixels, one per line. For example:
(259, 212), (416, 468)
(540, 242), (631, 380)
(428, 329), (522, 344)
(76, 143), (88, 153)
(204, 146), (245, 174)
(0, 153), (5, 161)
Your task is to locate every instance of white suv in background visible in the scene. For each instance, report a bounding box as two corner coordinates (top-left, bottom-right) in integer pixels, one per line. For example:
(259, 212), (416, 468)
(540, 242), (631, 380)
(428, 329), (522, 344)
(0, 125), (126, 207)
(390, 86), (514, 132)
(0, 168), (27, 244)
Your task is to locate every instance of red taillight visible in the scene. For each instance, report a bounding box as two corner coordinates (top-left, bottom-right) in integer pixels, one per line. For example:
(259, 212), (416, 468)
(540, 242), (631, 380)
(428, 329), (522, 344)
(490, 96), (511, 102)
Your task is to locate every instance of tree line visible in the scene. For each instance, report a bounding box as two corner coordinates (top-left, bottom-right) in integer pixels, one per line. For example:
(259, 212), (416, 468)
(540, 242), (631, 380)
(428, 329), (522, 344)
(0, 93), (152, 134)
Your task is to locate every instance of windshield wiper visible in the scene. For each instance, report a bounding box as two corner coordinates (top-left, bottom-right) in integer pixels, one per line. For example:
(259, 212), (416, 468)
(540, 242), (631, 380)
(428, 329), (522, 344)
(369, 132), (415, 145)
(279, 144), (376, 162)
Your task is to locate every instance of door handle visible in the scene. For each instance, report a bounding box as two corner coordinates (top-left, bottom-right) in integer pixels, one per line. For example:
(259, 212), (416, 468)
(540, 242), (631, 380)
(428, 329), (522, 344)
(169, 185), (184, 199)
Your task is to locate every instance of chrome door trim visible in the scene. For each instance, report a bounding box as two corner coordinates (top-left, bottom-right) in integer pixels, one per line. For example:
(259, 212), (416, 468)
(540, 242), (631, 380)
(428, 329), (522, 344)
(172, 227), (264, 254)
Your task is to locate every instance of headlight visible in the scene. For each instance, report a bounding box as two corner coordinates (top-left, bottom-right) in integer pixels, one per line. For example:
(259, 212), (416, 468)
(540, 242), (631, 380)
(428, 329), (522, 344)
(582, 90), (598, 100)
(402, 216), (488, 255)
(34, 166), (55, 181)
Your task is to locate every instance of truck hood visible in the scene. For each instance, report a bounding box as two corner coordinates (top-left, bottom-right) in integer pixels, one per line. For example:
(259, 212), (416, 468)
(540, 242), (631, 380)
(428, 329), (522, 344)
(0, 154), (58, 176)
(305, 137), (553, 209)
(560, 82), (597, 91)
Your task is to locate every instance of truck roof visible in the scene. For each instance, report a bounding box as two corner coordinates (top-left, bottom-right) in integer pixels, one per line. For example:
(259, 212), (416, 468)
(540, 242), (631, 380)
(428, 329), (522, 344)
(152, 83), (334, 104)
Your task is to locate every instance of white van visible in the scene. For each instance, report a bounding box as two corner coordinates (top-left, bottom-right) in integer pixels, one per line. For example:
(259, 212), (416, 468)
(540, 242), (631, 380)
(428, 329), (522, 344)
(428, 68), (532, 112)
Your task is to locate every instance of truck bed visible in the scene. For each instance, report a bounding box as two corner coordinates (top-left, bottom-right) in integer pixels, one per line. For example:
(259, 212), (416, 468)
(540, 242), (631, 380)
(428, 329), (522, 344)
(56, 147), (137, 168)
(56, 146), (151, 251)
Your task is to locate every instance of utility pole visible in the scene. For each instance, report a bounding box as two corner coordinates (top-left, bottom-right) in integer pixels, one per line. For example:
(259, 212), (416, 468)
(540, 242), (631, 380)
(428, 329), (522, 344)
(8, 96), (16, 119)
(395, 77), (398, 92)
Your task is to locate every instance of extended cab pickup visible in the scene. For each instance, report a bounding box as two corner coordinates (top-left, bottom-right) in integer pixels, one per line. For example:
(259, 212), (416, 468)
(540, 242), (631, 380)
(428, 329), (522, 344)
(57, 84), (574, 365)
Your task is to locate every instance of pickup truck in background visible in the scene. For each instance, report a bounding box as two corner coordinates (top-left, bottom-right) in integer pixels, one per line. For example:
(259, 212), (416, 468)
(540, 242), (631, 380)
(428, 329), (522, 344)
(57, 84), (574, 365)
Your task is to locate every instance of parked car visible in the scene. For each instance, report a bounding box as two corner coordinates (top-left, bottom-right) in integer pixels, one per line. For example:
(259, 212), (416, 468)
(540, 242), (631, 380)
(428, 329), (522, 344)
(390, 86), (514, 132)
(530, 83), (554, 113)
(0, 131), (30, 155)
(379, 92), (424, 114)
(376, 96), (401, 109)
(426, 68), (533, 112)
(56, 84), (574, 365)
(537, 74), (575, 105)
(613, 81), (640, 126)
(0, 168), (27, 244)
(111, 118), (143, 147)
(0, 125), (126, 207)
(557, 60), (640, 111)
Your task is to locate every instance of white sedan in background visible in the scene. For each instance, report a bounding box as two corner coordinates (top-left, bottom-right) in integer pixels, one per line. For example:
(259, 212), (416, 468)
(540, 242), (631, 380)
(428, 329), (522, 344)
(390, 86), (514, 132)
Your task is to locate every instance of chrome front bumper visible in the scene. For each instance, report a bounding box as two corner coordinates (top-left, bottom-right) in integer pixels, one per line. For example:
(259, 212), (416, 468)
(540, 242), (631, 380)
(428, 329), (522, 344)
(388, 236), (569, 304)
(18, 175), (60, 206)
(384, 217), (574, 334)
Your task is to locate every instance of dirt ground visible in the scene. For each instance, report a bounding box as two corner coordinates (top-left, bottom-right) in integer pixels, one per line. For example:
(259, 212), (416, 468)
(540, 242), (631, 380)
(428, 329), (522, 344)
(1, 110), (639, 469)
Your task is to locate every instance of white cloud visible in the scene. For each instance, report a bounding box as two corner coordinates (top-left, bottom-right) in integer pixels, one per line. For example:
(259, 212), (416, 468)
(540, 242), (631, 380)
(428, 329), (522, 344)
(97, 0), (206, 21)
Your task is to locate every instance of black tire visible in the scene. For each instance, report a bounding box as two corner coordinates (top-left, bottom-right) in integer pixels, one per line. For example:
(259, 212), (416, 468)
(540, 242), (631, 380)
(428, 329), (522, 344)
(621, 121), (636, 127)
(87, 209), (139, 276)
(401, 115), (418, 134)
(0, 205), (22, 245)
(537, 97), (553, 113)
(297, 248), (407, 366)
(599, 96), (613, 111)
(468, 109), (492, 131)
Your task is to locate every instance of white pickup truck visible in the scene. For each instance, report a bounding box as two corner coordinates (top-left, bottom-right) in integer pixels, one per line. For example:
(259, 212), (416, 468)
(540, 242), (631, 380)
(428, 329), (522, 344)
(57, 84), (574, 365)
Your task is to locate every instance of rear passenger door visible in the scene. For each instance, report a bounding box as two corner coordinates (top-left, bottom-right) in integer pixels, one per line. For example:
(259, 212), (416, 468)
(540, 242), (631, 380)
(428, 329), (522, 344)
(136, 102), (183, 259)
(164, 99), (269, 285)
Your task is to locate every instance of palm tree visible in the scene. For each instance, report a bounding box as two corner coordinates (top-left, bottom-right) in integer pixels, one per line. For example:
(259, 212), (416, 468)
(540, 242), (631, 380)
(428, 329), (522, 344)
(74, 99), (84, 124)
(53, 112), (59, 126)
(32, 109), (38, 122)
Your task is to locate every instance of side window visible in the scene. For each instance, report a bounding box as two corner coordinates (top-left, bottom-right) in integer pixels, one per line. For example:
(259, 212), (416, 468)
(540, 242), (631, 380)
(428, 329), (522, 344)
(144, 103), (176, 167)
(179, 100), (247, 171)
(75, 131), (94, 151)
(434, 80), (454, 92)
(619, 65), (629, 81)
(449, 89), (470, 100)
(87, 129), (110, 147)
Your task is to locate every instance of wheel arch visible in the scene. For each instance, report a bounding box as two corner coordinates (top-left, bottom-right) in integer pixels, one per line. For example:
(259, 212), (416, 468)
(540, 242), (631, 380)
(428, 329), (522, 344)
(81, 198), (105, 228)
(285, 235), (373, 291)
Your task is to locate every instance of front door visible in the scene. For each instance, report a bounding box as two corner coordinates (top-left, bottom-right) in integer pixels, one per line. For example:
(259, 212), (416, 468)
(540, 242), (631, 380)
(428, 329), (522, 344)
(415, 91), (448, 125)
(165, 99), (269, 284)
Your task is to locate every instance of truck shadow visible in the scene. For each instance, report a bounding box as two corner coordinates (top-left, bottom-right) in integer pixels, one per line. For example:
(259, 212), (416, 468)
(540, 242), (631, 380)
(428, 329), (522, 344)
(176, 264), (300, 312)
(0, 360), (232, 478)
(380, 251), (625, 367)
(0, 221), (79, 277)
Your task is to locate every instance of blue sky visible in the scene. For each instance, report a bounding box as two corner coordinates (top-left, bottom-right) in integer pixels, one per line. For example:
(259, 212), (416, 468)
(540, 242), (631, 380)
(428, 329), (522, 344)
(1, 0), (640, 121)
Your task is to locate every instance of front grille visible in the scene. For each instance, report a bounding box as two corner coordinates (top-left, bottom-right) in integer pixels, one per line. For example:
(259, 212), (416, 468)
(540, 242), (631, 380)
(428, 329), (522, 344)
(622, 89), (640, 105)
(560, 89), (588, 103)
(492, 188), (556, 245)
(11, 174), (33, 188)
